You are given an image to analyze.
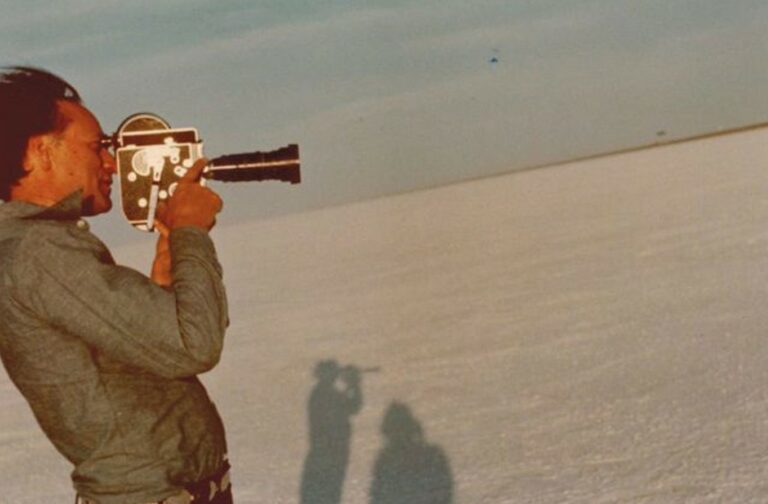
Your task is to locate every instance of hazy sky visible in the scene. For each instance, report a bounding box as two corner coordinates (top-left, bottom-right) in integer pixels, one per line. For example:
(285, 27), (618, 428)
(2, 0), (768, 245)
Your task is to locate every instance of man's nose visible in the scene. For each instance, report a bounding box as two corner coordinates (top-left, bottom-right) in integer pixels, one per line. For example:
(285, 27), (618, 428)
(102, 150), (117, 174)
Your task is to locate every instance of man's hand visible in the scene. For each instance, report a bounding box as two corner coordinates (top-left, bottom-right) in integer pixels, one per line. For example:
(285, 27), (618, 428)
(156, 158), (223, 231)
(150, 219), (172, 287)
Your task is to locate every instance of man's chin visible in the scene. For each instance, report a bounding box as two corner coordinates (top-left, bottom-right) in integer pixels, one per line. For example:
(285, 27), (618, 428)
(82, 194), (112, 216)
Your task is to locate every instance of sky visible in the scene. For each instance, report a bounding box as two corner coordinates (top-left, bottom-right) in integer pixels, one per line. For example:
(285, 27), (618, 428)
(2, 0), (768, 245)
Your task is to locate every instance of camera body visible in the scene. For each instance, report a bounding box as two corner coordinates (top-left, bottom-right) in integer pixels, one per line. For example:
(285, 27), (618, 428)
(114, 114), (203, 231)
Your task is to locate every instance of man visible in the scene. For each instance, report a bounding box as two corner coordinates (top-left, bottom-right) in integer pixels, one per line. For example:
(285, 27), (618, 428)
(0, 67), (232, 503)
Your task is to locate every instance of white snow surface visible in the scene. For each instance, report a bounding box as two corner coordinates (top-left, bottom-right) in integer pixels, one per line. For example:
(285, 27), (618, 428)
(3, 129), (768, 503)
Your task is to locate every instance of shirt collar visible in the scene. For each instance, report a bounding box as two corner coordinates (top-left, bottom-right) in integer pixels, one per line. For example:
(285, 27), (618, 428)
(0, 190), (84, 221)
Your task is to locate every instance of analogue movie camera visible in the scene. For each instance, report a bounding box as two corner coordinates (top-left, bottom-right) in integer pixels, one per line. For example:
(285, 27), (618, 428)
(107, 113), (300, 232)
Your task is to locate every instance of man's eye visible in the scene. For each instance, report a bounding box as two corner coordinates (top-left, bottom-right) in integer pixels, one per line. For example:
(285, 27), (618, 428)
(98, 137), (114, 152)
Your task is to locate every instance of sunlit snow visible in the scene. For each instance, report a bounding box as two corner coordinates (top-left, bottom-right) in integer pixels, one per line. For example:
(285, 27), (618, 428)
(3, 127), (768, 503)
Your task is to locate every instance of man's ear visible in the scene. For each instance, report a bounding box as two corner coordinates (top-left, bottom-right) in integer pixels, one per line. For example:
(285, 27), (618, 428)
(22, 134), (53, 175)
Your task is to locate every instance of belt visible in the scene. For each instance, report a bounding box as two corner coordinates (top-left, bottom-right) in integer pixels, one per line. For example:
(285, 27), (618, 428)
(75, 463), (231, 504)
(75, 490), (195, 504)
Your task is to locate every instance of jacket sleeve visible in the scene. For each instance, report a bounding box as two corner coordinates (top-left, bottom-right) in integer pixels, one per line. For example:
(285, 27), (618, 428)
(10, 223), (229, 379)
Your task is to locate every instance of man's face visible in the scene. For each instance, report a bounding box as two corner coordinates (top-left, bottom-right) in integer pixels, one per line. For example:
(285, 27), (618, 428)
(45, 100), (116, 216)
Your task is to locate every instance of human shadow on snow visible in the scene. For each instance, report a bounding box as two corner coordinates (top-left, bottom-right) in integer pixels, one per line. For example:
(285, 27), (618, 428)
(299, 359), (363, 504)
(369, 401), (453, 504)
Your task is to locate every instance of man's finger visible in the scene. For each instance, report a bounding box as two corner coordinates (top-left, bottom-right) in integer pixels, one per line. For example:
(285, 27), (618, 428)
(180, 157), (209, 183)
(153, 219), (170, 238)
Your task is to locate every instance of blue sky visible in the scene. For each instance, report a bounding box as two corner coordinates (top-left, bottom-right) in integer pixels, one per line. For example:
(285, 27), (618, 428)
(2, 1), (768, 244)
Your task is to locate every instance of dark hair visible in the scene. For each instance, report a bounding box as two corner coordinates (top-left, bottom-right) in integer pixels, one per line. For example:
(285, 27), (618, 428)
(0, 66), (81, 200)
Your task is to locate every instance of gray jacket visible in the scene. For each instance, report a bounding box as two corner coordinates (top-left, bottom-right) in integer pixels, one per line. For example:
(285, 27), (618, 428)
(0, 192), (229, 504)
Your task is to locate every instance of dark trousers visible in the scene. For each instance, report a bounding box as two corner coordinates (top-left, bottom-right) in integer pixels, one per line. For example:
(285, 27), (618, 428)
(185, 464), (233, 504)
(76, 462), (233, 504)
